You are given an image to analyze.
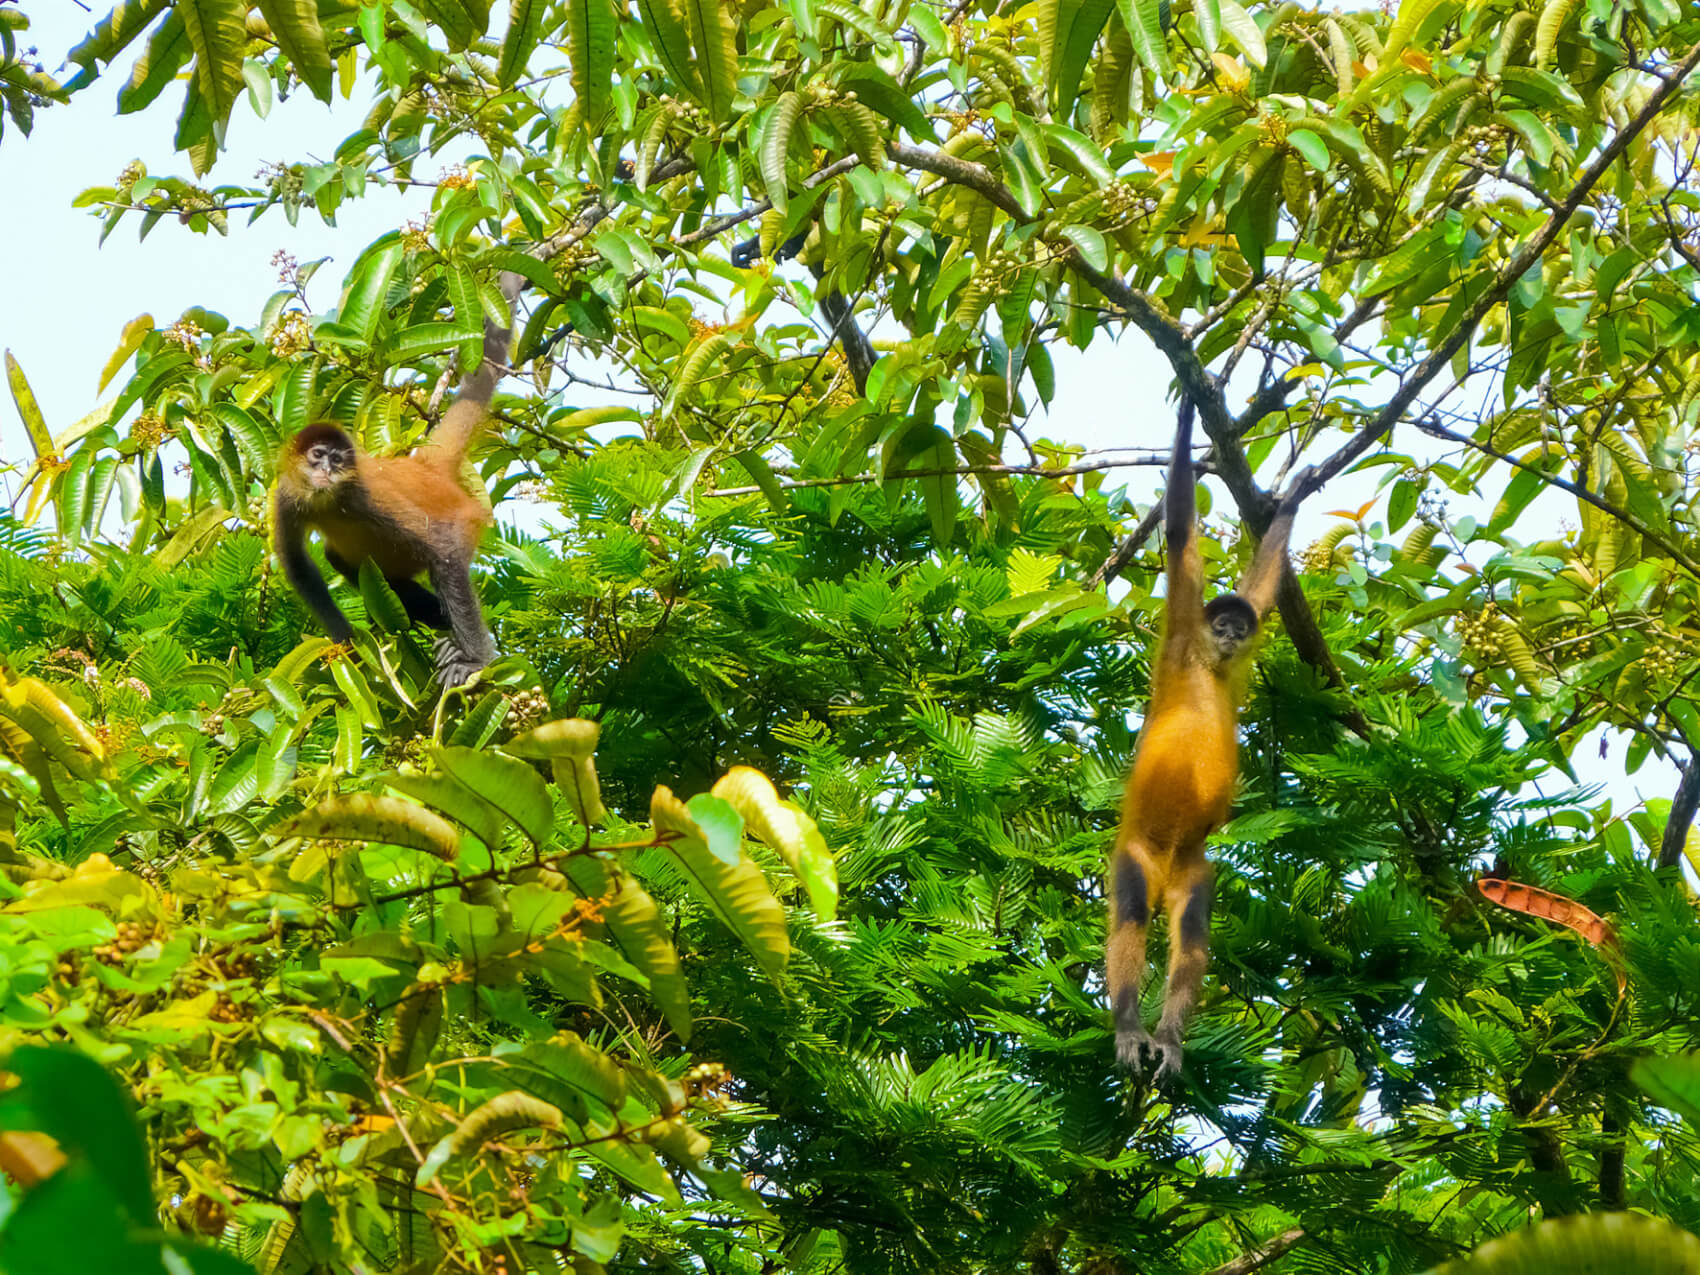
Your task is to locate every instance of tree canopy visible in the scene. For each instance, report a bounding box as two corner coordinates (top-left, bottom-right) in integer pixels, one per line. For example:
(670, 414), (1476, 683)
(3, 0), (1700, 1270)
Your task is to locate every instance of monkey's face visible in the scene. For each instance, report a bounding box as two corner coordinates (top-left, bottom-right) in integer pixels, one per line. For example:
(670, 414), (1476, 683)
(1208, 606), (1255, 663)
(299, 436), (354, 491)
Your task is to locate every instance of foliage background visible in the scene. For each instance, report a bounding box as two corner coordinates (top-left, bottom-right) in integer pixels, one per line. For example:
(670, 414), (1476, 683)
(3, 0), (1700, 1270)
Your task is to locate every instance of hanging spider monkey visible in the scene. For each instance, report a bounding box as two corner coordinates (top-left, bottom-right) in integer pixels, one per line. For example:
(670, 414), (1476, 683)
(1108, 394), (1305, 1079)
(271, 271), (523, 688)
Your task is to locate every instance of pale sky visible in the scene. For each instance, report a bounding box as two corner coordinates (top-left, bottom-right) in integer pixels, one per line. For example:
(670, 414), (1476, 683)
(0, 2), (1681, 820)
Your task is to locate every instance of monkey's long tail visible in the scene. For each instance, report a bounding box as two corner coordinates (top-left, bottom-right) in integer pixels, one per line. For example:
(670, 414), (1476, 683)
(423, 269), (526, 463)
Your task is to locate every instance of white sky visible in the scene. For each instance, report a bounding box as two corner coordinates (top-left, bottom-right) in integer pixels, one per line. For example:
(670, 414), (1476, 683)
(0, 3), (1682, 821)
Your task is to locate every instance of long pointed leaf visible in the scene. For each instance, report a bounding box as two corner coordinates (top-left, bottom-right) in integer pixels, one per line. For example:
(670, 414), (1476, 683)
(500, 0), (549, 88)
(652, 786), (789, 975)
(685, 0), (738, 122)
(177, 0), (247, 123)
(254, 0), (334, 101)
(562, 0), (615, 121)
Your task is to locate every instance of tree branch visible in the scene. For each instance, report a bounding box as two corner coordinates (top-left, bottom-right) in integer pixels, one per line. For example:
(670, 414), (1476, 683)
(1415, 418), (1700, 580)
(1658, 755), (1700, 870)
(1288, 39), (1700, 507)
(1202, 1227), (1307, 1275)
(1089, 500), (1163, 588)
(709, 455), (1170, 499)
(672, 156), (861, 249)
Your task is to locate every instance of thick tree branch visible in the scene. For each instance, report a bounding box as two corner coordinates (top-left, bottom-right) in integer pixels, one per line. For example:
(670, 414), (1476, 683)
(710, 455), (1170, 499)
(1090, 500), (1164, 588)
(673, 156), (861, 249)
(1658, 756), (1700, 870)
(1202, 1227), (1307, 1275)
(1415, 418), (1700, 580)
(1289, 39), (1700, 507)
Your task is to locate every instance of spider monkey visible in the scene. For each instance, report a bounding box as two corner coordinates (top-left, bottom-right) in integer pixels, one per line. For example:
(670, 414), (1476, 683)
(1108, 394), (1304, 1079)
(271, 271), (522, 687)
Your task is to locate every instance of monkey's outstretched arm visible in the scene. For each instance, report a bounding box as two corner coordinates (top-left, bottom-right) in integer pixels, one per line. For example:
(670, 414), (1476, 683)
(274, 497), (355, 643)
(1163, 396), (1204, 640)
(1237, 474), (1309, 618)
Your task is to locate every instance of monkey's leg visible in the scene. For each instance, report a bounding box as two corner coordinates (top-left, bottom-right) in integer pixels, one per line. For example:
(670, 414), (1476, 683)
(1152, 861), (1214, 1080)
(1107, 845), (1157, 1069)
(428, 554), (496, 687)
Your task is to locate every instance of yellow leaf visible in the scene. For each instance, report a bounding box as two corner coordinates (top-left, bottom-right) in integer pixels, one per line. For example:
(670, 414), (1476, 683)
(1400, 48), (1432, 72)
(1211, 51), (1251, 90)
(98, 315), (155, 393)
(1138, 150), (1175, 175)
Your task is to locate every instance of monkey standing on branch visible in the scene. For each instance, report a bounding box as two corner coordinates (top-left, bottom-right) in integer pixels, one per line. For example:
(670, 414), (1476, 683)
(271, 271), (523, 688)
(1108, 395), (1305, 1079)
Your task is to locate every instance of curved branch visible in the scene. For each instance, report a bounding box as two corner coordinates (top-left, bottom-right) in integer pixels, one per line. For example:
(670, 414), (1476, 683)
(1414, 417), (1700, 580)
(1288, 39), (1700, 508)
(1658, 757), (1699, 871)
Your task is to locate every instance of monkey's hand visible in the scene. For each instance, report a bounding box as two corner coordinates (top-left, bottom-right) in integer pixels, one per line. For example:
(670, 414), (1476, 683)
(433, 635), (489, 689)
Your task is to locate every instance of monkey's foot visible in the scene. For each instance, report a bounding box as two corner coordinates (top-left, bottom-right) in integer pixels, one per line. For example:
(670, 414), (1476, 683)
(433, 636), (489, 689)
(1115, 1024), (1156, 1071)
(1117, 1025), (1184, 1079)
(1150, 1030), (1184, 1081)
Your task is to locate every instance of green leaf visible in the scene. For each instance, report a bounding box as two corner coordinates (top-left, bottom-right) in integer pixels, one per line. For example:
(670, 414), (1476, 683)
(433, 745), (553, 847)
(64, 0), (170, 93)
(1632, 1054), (1700, 1128)
(0, 1048), (153, 1227)
(1287, 127), (1330, 173)
(762, 91), (803, 215)
(116, 9), (189, 114)
(652, 786), (789, 975)
(254, 0), (334, 101)
(505, 718), (607, 825)
(561, 0), (616, 120)
(832, 63), (931, 140)
(281, 794), (462, 859)
(340, 234), (403, 342)
(5, 351), (52, 458)
(386, 773), (505, 850)
(1216, 0), (1264, 66)
(634, 0), (701, 99)
(685, 793), (744, 865)
(389, 322), (467, 360)
(1042, 0), (1115, 116)
(177, 0), (247, 124)
(684, 0), (738, 122)
(566, 857), (692, 1040)
(447, 263), (486, 371)
(500, 0), (548, 88)
(1423, 1212), (1700, 1274)
(1057, 224), (1108, 271)
(662, 331), (732, 419)
(711, 766), (838, 919)
(1044, 121), (1116, 185)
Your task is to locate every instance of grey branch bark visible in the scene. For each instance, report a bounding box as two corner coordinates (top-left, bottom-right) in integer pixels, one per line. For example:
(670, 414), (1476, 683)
(1658, 756), (1700, 870)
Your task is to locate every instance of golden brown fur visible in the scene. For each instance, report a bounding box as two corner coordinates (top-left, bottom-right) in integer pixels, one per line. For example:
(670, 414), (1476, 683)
(1107, 398), (1301, 1079)
(271, 271), (520, 687)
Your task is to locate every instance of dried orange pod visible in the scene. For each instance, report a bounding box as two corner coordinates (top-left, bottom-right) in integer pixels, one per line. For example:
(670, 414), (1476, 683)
(1477, 876), (1615, 947)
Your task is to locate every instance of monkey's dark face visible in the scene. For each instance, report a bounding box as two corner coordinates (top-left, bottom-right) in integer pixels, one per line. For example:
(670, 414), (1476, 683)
(291, 425), (356, 493)
(1207, 601), (1256, 664)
